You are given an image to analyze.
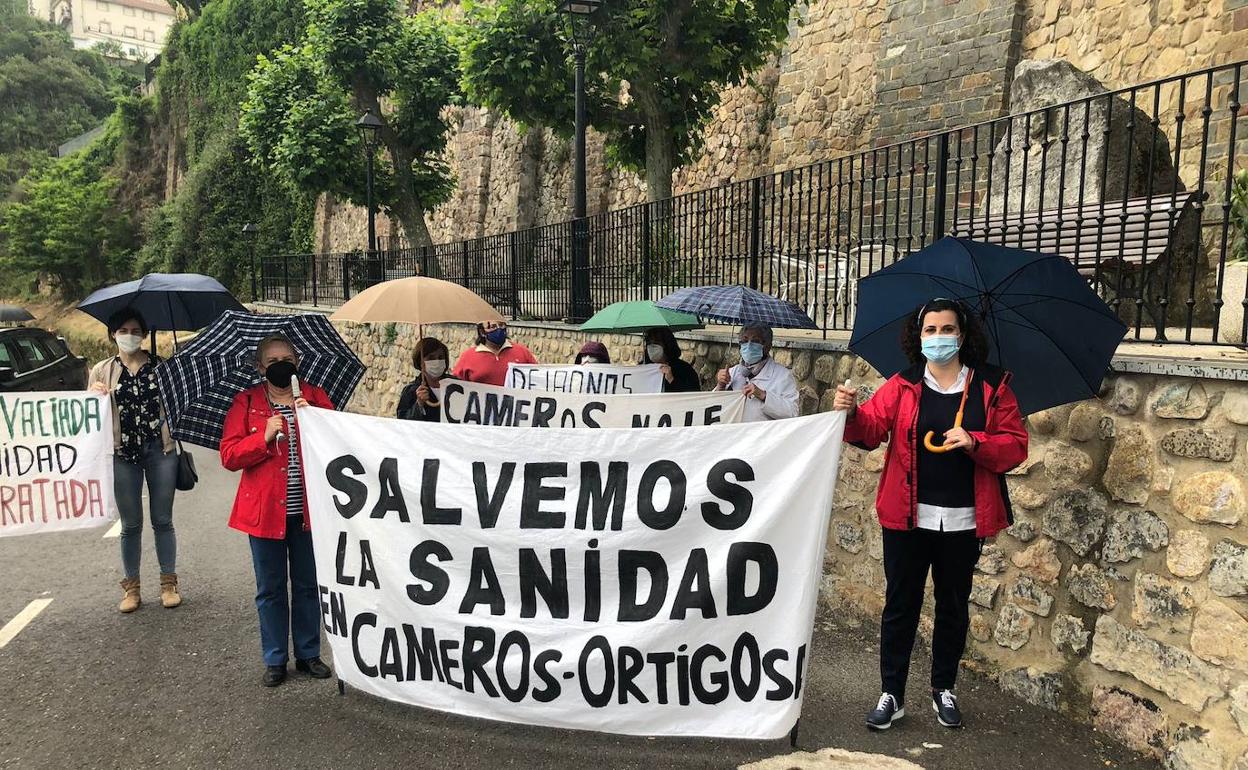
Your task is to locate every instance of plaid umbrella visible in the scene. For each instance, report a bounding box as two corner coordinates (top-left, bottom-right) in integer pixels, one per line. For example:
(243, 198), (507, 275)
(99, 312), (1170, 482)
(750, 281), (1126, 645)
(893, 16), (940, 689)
(155, 311), (365, 449)
(656, 285), (818, 329)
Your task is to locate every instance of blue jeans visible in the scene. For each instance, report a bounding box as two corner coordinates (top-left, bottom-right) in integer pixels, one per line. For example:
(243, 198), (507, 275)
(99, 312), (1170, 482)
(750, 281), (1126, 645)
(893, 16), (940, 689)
(114, 438), (178, 579)
(249, 519), (321, 667)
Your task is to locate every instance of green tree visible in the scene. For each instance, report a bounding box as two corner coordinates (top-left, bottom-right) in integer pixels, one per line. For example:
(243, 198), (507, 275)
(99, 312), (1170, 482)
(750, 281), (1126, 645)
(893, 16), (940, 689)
(459, 0), (795, 202)
(240, 0), (459, 248)
(0, 12), (136, 187)
(0, 123), (138, 297)
(135, 0), (315, 294)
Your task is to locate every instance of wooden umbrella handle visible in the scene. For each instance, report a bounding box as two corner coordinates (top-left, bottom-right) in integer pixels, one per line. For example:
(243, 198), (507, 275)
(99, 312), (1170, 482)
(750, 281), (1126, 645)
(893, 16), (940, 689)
(923, 376), (972, 453)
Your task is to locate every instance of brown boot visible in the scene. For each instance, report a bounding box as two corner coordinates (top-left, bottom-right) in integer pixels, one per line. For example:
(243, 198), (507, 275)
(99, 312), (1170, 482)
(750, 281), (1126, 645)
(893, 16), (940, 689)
(160, 573), (182, 609)
(119, 578), (141, 613)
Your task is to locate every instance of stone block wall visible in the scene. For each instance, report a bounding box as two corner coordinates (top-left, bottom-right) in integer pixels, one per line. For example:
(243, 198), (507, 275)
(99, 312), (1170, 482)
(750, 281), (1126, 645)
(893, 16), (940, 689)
(872, 0), (1025, 141)
(318, 314), (1248, 767)
(314, 0), (1246, 253)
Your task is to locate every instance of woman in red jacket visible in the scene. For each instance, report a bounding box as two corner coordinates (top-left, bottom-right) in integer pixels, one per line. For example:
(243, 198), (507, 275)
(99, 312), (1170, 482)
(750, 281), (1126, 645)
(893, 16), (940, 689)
(219, 334), (335, 688)
(833, 298), (1027, 731)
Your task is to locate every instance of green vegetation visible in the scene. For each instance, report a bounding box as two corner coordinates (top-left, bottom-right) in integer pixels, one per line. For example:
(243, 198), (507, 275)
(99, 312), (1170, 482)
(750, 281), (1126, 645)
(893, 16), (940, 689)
(458, 0), (796, 201)
(2, 0), (800, 302)
(138, 0), (316, 296)
(0, 11), (135, 191)
(1, 110), (139, 298)
(1231, 169), (1248, 265)
(240, 0), (460, 248)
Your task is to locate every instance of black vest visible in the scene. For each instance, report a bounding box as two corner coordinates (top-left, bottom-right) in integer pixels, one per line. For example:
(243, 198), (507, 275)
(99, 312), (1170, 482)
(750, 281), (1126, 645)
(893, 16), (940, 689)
(916, 372), (986, 508)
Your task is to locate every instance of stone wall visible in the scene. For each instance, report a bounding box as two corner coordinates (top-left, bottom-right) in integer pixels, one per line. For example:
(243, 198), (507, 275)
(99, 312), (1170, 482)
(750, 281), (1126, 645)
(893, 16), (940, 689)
(314, 0), (1248, 252)
(319, 314), (1248, 768)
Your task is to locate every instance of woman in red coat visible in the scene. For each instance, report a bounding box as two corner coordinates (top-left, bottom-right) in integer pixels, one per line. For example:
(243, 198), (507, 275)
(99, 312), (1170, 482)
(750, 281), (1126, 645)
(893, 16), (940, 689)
(220, 333), (335, 688)
(833, 298), (1027, 731)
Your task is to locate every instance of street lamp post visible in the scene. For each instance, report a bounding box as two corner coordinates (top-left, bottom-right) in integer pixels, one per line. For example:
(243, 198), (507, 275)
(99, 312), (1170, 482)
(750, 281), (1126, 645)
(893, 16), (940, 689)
(356, 108), (384, 285)
(557, 0), (603, 322)
(241, 222), (260, 300)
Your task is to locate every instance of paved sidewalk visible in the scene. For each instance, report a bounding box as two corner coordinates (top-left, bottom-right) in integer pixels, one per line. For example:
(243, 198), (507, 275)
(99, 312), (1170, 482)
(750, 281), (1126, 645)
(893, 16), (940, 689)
(0, 453), (1159, 770)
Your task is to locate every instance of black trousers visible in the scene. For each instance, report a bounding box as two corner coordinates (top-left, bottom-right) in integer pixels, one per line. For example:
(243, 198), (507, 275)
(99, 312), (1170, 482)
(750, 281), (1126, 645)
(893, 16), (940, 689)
(880, 526), (981, 701)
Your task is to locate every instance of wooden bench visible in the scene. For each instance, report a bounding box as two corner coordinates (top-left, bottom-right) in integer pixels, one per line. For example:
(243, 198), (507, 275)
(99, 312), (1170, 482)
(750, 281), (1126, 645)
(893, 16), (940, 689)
(949, 191), (1200, 339)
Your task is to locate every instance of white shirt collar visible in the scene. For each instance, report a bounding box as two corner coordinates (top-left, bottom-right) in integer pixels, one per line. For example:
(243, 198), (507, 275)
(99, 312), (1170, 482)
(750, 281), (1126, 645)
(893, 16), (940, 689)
(924, 364), (968, 394)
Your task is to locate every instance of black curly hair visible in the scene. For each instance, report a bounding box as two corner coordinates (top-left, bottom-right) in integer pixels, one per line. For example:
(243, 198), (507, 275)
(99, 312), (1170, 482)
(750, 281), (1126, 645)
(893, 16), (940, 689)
(899, 298), (990, 368)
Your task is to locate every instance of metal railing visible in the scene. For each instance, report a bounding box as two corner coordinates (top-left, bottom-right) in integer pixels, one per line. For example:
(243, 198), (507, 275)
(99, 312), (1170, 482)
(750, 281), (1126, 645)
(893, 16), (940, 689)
(261, 60), (1248, 346)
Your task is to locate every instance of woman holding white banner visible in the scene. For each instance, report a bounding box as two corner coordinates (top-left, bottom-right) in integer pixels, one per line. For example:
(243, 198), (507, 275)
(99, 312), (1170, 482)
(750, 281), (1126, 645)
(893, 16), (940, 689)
(88, 308), (181, 614)
(640, 327), (701, 392)
(713, 324), (799, 421)
(832, 298), (1027, 731)
(397, 338), (456, 422)
(219, 334), (335, 688)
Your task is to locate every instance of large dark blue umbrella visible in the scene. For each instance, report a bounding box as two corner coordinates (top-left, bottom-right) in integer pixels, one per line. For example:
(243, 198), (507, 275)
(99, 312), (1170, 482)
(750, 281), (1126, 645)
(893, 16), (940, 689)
(656, 284), (817, 329)
(155, 311), (364, 449)
(849, 237), (1127, 415)
(78, 273), (245, 331)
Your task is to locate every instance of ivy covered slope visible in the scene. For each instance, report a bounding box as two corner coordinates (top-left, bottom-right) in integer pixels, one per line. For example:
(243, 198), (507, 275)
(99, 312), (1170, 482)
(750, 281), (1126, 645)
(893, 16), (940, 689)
(0, 7), (134, 191)
(0, 7), (139, 297)
(137, 0), (316, 297)
(0, 0), (316, 301)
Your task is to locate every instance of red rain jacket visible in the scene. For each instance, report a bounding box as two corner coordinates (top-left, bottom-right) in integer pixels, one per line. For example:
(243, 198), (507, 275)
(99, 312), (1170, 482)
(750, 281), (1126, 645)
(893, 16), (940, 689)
(220, 383), (334, 539)
(844, 364), (1028, 538)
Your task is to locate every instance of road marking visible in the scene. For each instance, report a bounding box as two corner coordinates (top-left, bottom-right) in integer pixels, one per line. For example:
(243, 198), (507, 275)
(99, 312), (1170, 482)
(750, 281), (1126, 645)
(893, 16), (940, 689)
(104, 494), (146, 538)
(0, 598), (54, 649)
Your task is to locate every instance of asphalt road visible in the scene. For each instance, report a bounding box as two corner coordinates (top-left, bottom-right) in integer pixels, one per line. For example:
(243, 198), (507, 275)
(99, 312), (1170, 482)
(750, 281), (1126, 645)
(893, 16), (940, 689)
(0, 452), (1159, 770)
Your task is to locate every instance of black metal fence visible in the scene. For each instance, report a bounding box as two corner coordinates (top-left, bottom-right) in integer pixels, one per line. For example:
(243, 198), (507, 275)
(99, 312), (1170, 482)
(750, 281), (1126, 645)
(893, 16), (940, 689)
(261, 60), (1248, 346)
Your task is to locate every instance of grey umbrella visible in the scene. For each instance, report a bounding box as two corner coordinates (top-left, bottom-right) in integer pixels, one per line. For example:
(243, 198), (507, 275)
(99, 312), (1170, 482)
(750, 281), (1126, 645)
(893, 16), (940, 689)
(0, 304), (35, 324)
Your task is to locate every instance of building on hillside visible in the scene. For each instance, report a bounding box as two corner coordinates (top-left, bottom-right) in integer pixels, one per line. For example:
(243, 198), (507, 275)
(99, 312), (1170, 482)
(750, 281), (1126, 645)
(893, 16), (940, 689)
(33, 0), (174, 61)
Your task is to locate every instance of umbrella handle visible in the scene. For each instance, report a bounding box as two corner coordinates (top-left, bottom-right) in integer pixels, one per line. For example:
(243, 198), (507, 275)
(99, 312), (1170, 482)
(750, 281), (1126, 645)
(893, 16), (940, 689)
(421, 370), (441, 407)
(922, 379), (971, 454)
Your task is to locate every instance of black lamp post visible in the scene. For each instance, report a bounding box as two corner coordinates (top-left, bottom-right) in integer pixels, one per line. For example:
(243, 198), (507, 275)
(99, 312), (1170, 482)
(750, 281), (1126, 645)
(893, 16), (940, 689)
(356, 109), (383, 267)
(558, 0), (603, 322)
(241, 222), (260, 300)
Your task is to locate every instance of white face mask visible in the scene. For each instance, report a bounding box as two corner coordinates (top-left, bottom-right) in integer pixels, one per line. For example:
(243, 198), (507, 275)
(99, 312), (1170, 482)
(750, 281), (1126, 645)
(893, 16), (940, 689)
(423, 359), (447, 379)
(646, 344), (665, 363)
(581, 356), (600, 365)
(115, 333), (143, 354)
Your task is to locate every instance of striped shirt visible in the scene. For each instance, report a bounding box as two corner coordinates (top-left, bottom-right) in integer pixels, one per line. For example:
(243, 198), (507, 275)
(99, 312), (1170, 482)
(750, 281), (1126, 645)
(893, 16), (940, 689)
(273, 404), (304, 520)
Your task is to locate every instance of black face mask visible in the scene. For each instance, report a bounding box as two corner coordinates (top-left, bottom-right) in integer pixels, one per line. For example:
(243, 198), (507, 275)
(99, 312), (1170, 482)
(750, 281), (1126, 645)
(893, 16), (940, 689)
(264, 360), (297, 388)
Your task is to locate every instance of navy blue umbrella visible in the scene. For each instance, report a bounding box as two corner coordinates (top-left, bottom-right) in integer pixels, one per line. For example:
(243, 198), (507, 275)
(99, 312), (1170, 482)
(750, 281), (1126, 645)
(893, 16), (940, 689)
(78, 273), (246, 332)
(849, 237), (1127, 415)
(155, 311), (364, 449)
(656, 284), (818, 329)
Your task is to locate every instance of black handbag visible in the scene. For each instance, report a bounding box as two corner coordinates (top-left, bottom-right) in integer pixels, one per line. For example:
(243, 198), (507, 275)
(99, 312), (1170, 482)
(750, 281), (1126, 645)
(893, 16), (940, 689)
(175, 441), (198, 491)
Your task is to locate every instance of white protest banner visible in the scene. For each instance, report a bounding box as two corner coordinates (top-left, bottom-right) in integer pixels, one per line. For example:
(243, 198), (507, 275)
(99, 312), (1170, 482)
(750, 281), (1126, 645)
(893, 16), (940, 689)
(299, 407), (845, 738)
(505, 363), (664, 394)
(439, 380), (746, 428)
(0, 392), (115, 537)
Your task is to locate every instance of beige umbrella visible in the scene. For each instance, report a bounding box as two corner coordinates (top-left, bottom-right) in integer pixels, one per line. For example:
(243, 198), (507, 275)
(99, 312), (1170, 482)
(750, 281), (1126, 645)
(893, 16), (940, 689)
(329, 276), (504, 326)
(330, 277), (504, 409)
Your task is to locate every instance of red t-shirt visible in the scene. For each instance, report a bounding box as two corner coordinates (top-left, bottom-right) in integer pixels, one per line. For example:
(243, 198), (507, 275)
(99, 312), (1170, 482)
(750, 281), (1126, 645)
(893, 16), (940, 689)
(453, 342), (539, 386)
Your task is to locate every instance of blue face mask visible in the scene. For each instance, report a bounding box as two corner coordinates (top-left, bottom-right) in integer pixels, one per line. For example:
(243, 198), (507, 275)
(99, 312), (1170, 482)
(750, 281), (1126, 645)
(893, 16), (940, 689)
(921, 335), (960, 364)
(485, 328), (508, 346)
(740, 341), (765, 366)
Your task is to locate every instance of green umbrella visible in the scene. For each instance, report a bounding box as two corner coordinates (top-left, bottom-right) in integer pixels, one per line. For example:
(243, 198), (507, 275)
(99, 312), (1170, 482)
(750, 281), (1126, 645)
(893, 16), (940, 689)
(578, 300), (703, 333)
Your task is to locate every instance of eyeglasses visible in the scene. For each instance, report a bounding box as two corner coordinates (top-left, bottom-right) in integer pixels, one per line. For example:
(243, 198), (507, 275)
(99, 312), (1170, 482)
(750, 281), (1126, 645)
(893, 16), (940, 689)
(482, 321), (507, 332)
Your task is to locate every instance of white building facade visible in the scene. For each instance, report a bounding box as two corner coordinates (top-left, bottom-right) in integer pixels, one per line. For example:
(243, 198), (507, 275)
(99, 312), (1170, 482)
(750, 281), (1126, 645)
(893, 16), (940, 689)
(35, 0), (175, 61)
